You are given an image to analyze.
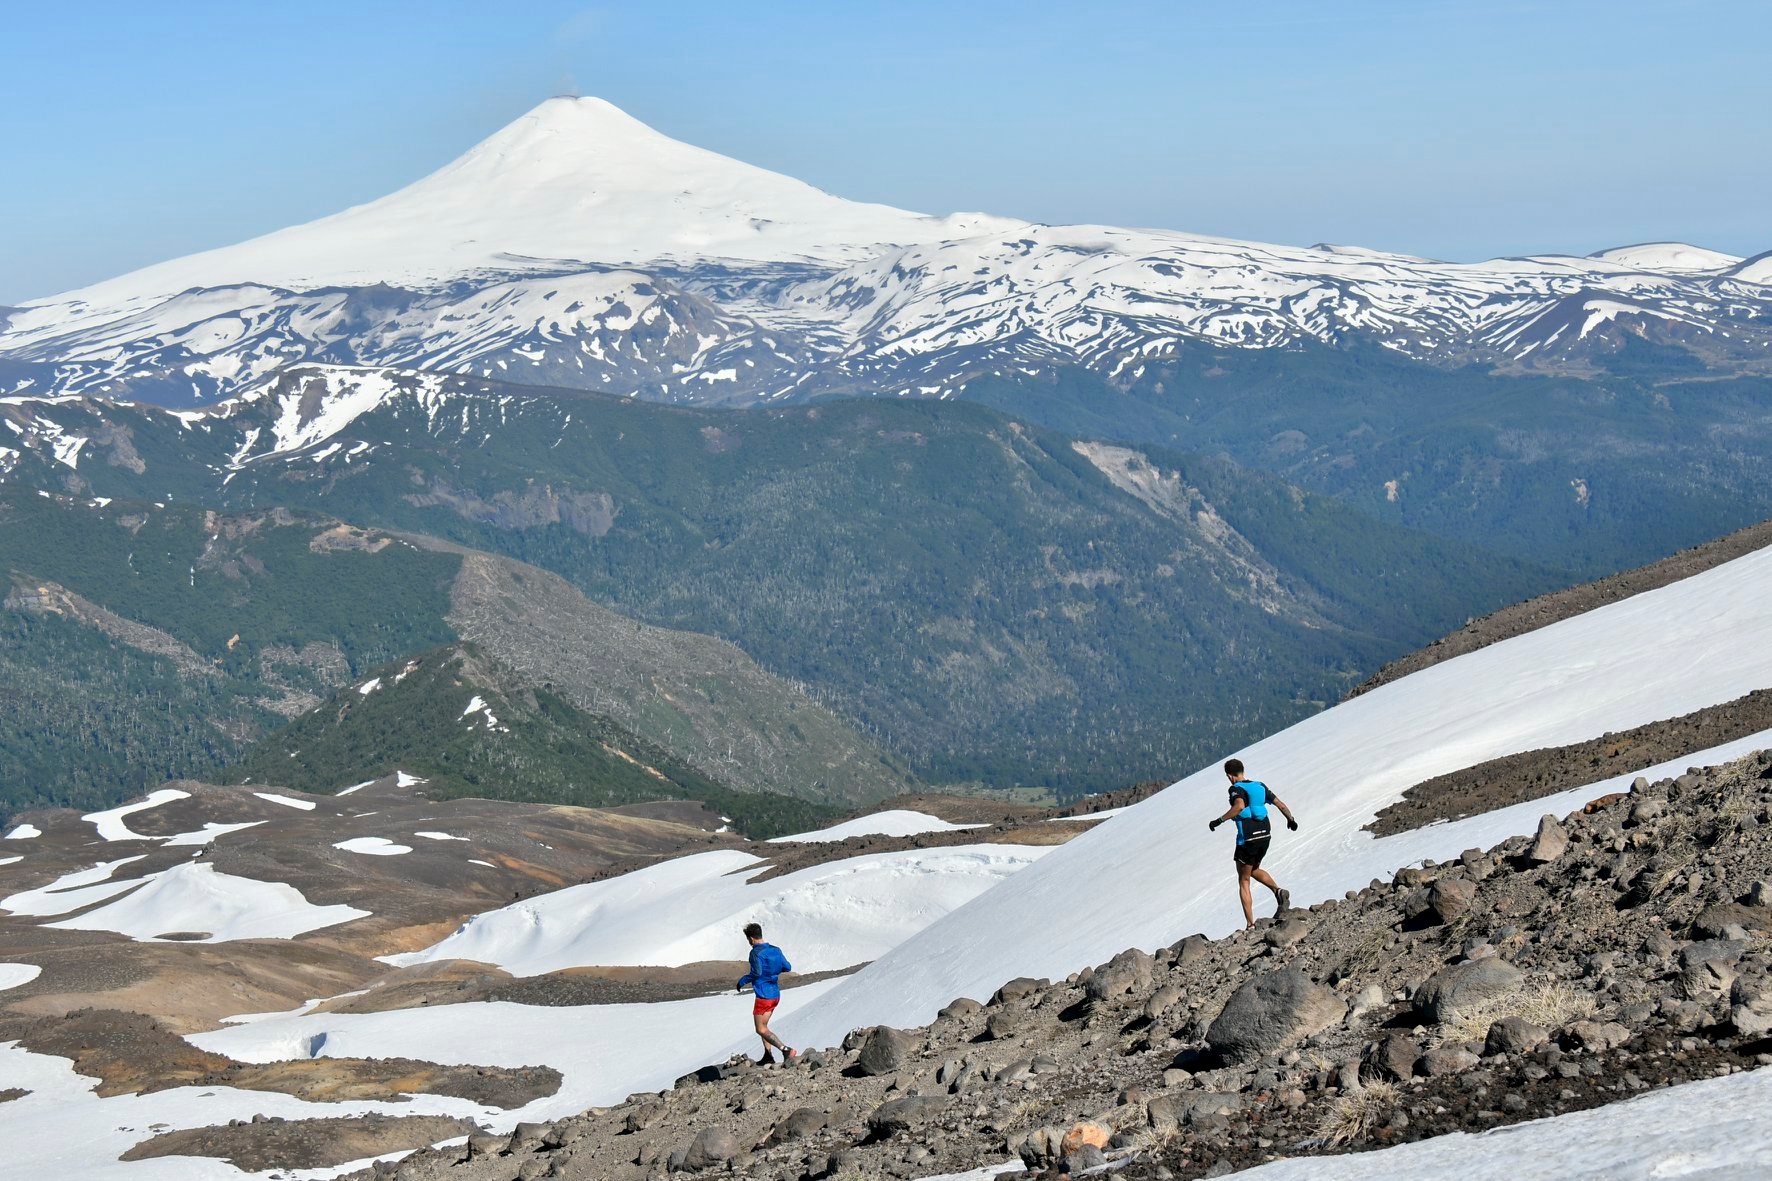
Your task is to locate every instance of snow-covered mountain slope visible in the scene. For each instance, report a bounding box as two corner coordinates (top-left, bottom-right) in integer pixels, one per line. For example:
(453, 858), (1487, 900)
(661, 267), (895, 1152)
(781, 538), (1772, 1043)
(3, 98), (1766, 407)
(384, 843), (1047, 976)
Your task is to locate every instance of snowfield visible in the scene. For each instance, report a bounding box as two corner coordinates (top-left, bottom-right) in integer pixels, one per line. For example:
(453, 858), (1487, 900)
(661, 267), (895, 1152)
(768, 809), (987, 843)
(45, 863), (370, 942)
(384, 843), (1051, 976)
(784, 539), (1772, 1043)
(82, 788), (191, 840)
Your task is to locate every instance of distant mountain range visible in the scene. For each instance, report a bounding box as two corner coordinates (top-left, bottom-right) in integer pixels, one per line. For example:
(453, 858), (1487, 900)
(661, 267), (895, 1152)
(2, 97), (1767, 411)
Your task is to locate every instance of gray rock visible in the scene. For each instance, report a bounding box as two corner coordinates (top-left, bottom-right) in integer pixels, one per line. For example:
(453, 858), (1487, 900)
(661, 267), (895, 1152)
(1363, 1034), (1422, 1082)
(937, 997), (982, 1020)
(1641, 931), (1678, 959)
(1087, 948), (1155, 1001)
(1206, 968), (1345, 1064)
(1747, 881), (1771, 908)
(1265, 918), (1310, 949)
(984, 1010), (1021, 1041)
(1143, 983), (1184, 1020)
(1346, 982), (1388, 1023)
(867, 1095), (946, 1135)
(855, 1026), (913, 1076)
(1694, 903), (1770, 939)
(1428, 877), (1478, 923)
(1416, 1044), (1480, 1076)
(1485, 1016), (1549, 1056)
(1678, 958), (1738, 1000)
(1528, 815), (1568, 864)
(1681, 939), (1749, 969)
(1172, 934), (1213, 965)
(1063, 1146), (1109, 1173)
(990, 978), (1046, 1005)
(680, 1127), (741, 1171)
(767, 1108), (827, 1144)
(1729, 988), (1772, 1038)
(1561, 1020), (1630, 1052)
(1414, 958), (1524, 1023)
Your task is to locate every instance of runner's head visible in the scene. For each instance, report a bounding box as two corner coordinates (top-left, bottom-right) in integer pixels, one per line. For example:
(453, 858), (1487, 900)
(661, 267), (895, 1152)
(1224, 758), (1244, 781)
(743, 922), (764, 944)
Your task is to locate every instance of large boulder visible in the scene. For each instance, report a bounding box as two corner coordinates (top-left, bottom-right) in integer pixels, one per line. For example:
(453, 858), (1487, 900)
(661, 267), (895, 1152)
(990, 977), (1047, 1005)
(867, 1096), (946, 1135)
(1485, 1016), (1549, 1056)
(854, 1026), (913, 1076)
(1363, 1034), (1421, 1082)
(1413, 958), (1523, 1023)
(1206, 968), (1345, 1064)
(1416, 1044), (1479, 1077)
(1086, 948), (1155, 1002)
(679, 1127), (742, 1172)
(1527, 815), (1568, 864)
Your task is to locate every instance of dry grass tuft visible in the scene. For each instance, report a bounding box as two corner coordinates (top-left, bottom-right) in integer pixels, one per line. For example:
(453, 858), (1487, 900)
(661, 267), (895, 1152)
(1439, 977), (1594, 1046)
(1315, 1081), (1398, 1147)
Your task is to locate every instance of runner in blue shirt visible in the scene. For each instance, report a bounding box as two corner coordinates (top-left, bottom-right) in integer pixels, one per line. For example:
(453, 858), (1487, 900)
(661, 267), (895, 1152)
(736, 922), (797, 1064)
(1208, 758), (1300, 929)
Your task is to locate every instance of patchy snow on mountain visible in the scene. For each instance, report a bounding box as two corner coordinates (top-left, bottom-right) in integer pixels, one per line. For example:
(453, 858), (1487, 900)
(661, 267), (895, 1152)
(3, 825), (41, 840)
(44, 862), (369, 942)
(768, 809), (986, 843)
(1, 856), (149, 917)
(159, 820), (268, 846)
(384, 843), (1050, 976)
(254, 792), (317, 811)
(0, 963), (42, 991)
(82, 788), (191, 841)
(333, 836), (413, 856)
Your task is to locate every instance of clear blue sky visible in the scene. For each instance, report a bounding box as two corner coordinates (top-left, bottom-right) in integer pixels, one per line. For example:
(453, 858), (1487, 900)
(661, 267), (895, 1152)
(3, 0), (1767, 303)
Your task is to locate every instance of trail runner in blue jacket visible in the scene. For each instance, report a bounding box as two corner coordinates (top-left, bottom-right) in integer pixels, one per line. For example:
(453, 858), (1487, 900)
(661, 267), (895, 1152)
(737, 922), (797, 1064)
(1208, 758), (1300, 928)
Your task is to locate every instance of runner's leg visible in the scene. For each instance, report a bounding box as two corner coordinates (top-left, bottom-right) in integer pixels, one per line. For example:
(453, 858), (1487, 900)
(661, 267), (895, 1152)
(1237, 862), (1256, 928)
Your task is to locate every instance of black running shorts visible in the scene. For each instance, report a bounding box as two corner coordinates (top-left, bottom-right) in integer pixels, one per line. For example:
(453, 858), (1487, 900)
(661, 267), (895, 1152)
(1234, 837), (1270, 868)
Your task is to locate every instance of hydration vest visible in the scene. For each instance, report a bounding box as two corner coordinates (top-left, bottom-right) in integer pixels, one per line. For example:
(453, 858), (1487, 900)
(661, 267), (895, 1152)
(1230, 780), (1272, 845)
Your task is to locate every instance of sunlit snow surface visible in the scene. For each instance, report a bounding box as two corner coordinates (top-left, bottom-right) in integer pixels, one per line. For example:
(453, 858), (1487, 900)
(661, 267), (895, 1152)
(333, 836), (413, 856)
(44, 863), (369, 942)
(768, 809), (987, 843)
(784, 541), (1772, 1043)
(81, 788), (190, 840)
(0, 964), (41, 991)
(384, 843), (1050, 975)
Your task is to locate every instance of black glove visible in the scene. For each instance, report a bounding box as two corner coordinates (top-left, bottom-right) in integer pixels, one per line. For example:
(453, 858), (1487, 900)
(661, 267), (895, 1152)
(1286, 817), (1299, 832)
(1208, 818), (1223, 831)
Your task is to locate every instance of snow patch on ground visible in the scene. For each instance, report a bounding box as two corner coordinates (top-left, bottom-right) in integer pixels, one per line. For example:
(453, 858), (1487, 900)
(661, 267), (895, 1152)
(1216, 1060), (1772, 1180)
(769, 810), (987, 843)
(0, 963), (42, 991)
(2, 856), (149, 917)
(384, 843), (1050, 975)
(356, 677), (383, 696)
(395, 771), (427, 788)
(333, 837), (413, 856)
(45, 862), (369, 942)
(81, 789), (191, 840)
(413, 831), (469, 842)
(254, 791), (318, 811)
(3, 825), (41, 840)
(160, 820), (266, 846)
(336, 780), (376, 796)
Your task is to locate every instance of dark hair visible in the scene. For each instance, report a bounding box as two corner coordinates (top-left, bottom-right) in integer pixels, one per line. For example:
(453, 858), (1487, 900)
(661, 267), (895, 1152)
(1223, 758), (1244, 777)
(743, 922), (763, 941)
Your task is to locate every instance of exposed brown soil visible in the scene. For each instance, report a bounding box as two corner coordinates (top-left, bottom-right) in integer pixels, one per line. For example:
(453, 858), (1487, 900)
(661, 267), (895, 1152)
(122, 1113), (476, 1171)
(748, 816), (1096, 883)
(1369, 687), (1772, 835)
(4, 1008), (558, 1108)
(1349, 517), (1772, 698)
(328, 961), (861, 1013)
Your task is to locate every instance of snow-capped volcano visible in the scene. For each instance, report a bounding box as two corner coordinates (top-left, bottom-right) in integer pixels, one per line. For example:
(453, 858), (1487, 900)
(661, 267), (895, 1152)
(13, 97), (1017, 322)
(3, 97), (1769, 407)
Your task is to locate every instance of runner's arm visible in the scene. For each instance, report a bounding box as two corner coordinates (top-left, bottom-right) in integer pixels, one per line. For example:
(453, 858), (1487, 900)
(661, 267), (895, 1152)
(1268, 792), (1300, 830)
(1209, 790), (1248, 830)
